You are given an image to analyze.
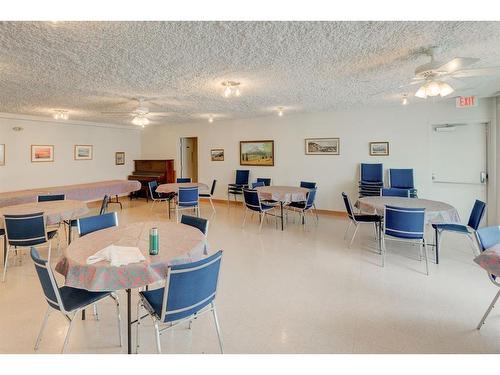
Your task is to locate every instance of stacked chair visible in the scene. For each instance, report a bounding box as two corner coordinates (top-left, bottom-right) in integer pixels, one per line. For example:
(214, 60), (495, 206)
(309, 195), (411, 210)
(358, 163), (384, 197)
(227, 170), (250, 205)
(389, 168), (418, 198)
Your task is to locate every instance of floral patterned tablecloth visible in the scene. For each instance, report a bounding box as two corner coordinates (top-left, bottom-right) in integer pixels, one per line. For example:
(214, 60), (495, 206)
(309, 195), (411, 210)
(255, 186), (309, 203)
(474, 244), (500, 278)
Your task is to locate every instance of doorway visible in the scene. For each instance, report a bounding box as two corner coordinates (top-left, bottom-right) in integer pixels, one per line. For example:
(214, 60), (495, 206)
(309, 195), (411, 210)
(430, 122), (488, 223)
(180, 137), (198, 182)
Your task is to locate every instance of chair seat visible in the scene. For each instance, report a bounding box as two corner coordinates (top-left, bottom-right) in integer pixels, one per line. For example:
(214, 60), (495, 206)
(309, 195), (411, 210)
(59, 286), (110, 312)
(47, 230), (58, 239)
(199, 193), (211, 197)
(262, 199), (278, 205)
(431, 223), (470, 233)
(288, 201), (306, 209)
(353, 214), (382, 223)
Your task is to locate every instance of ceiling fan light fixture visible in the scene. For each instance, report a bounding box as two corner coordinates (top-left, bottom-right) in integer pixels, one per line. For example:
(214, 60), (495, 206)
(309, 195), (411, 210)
(438, 82), (454, 97)
(426, 81), (441, 97)
(221, 81), (241, 98)
(53, 110), (69, 120)
(132, 116), (149, 127)
(415, 86), (427, 99)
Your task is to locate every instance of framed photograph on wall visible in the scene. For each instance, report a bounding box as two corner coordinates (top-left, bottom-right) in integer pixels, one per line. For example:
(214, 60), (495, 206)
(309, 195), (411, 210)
(115, 151), (125, 165)
(369, 142), (389, 156)
(31, 145), (54, 162)
(240, 140), (274, 166)
(0, 144), (4, 166)
(74, 145), (93, 160)
(305, 138), (340, 155)
(211, 148), (224, 161)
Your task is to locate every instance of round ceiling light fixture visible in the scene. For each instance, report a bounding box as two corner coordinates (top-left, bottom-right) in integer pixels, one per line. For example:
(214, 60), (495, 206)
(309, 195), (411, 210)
(208, 116), (214, 123)
(277, 107), (284, 117)
(415, 80), (454, 99)
(132, 116), (149, 128)
(401, 94), (409, 106)
(53, 110), (69, 120)
(221, 81), (241, 98)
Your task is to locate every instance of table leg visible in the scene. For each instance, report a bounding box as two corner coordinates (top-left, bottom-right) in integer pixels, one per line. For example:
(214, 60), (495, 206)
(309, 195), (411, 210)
(127, 288), (132, 354)
(280, 202), (284, 231)
(168, 199), (171, 219)
(82, 310), (86, 320)
(434, 227), (440, 264)
(68, 223), (72, 245)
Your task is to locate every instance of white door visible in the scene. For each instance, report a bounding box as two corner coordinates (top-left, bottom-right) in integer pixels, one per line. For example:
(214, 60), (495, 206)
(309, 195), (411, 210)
(430, 123), (488, 223)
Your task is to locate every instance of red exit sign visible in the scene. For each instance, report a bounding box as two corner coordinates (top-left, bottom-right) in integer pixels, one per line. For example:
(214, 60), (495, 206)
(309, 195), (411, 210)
(456, 96), (477, 108)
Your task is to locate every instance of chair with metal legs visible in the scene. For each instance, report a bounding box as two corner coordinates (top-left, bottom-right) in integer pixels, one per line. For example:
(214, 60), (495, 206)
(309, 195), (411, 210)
(175, 187), (200, 222)
(30, 248), (122, 353)
(148, 181), (174, 211)
(227, 170), (250, 206)
(341, 192), (382, 248)
(176, 177), (192, 183)
(381, 188), (411, 197)
(136, 250), (224, 354)
(300, 181), (319, 221)
(2, 212), (59, 282)
(474, 226), (500, 330)
(286, 188), (318, 228)
(199, 180), (217, 213)
(242, 189), (278, 232)
(180, 214), (209, 236)
(67, 195), (110, 244)
(256, 178), (271, 186)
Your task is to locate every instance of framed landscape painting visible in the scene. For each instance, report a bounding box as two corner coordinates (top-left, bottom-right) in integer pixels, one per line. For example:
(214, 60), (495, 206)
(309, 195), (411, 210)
(211, 148), (224, 161)
(31, 145), (54, 162)
(0, 144), (4, 166)
(74, 145), (93, 160)
(305, 138), (340, 155)
(369, 142), (389, 156)
(240, 140), (274, 166)
(115, 151), (125, 165)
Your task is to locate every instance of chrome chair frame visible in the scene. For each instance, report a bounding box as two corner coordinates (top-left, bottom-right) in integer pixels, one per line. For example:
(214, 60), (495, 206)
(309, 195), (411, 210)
(342, 193), (381, 249)
(199, 180), (217, 213)
(175, 187), (200, 223)
(148, 181), (172, 211)
(242, 189), (278, 232)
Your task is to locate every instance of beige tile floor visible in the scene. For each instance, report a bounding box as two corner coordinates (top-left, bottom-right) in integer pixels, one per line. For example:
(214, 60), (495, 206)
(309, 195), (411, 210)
(0, 198), (499, 354)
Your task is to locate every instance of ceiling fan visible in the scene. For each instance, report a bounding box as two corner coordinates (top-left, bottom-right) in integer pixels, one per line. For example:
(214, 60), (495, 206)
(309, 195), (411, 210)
(101, 97), (169, 127)
(403, 47), (500, 99)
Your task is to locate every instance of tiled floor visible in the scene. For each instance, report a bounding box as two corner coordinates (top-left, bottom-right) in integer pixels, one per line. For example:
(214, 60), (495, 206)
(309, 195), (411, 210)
(0, 198), (499, 354)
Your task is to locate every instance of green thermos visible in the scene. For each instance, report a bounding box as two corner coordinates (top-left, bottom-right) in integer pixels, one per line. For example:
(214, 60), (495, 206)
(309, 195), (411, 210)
(149, 227), (159, 255)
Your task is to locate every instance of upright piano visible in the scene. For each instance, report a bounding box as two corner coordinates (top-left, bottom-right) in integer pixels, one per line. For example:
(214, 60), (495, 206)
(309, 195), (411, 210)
(128, 159), (176, 200)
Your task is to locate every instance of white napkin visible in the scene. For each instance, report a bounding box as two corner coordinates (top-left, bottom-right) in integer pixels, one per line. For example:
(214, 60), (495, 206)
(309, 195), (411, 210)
(86, 245), (146, 267)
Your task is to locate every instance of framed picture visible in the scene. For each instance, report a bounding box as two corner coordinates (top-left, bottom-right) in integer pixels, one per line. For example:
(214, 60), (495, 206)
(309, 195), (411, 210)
(0, 144), (4, 166)
(115, 151), (125, 165)
(74, 145), (93, 160)
(240, 140), (274, 166)
(305, 138), (340, 155)
(369, 142), (390, 156)
(31, 145), (54, 162)
(211, 148), (224, 161)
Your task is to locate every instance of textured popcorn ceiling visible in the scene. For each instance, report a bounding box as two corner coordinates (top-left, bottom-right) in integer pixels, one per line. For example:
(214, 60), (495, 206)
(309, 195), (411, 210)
(1, 21), (500, 126)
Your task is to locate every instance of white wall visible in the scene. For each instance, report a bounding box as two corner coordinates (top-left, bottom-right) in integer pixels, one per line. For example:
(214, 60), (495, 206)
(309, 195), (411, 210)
(141, 99), (498, 222)
(0, 113), (141, 192)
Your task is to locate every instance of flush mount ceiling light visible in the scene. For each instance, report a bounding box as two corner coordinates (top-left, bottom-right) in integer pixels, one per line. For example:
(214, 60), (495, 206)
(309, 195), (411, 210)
(221, 81), (241, 98)
(53, 110), (69, 120)
(132, 116), (149, 128)
(208, 116), (214, 123)
(401, 94), (409, 106)
(414, 80), (454, 99)
(277, 107), (284, 116)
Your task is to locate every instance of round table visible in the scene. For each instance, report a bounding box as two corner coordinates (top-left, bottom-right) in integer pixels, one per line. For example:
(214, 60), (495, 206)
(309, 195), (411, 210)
(156, 182), (209, 194)
(474, 244), (500, 278)
(255, 186), (310, 230)
(55, 221), (209, 354)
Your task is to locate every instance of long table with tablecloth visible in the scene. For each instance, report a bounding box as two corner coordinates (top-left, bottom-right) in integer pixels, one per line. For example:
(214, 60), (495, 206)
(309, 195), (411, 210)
(0, 180), (141, 207)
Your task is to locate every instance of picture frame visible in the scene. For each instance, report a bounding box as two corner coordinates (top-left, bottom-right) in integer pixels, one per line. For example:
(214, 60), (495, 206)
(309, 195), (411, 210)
(369, 141), (390, 156)
(0, 144), (4, 166)
(31, 145), (54, 162)
(240, 140), (274, 166)
(211, 148), (224, 161)
(305, 138), (340, 155)
(74, 145), (93, 160)
(115, 151), (125, 165)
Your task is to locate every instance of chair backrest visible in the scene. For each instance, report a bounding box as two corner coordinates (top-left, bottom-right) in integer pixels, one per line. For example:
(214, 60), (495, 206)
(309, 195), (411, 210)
(475, 226), (500, 251)
(209, 179), (217, 195)
(4, 212), (48, 246)
(99, 195), (110, 215)
(389, 169), (415, 189)
(467, 199), (486, 230)
(178, 187), (199, 207)
(256, 178), (271, 186)
(243, 188), (262, 212)
(381, 188), (410, 197)
(148, 180), (159, 199)
(176, 178), (192, 183)
(341, 192), (355, 221)
(384, 205), (425, 240)
(30, 247), (64, 312)
(77, 212), (118, 237)
(37, 194), (65, 202)
(181, 215), (209, 235)
(251, 181), (265, 188)
(360, 163), (383, 183)
(300, 181), (317, 189)
(161, 250), (223, 323)
(235, 170), (250, 185)
(305, 188), (317, 210)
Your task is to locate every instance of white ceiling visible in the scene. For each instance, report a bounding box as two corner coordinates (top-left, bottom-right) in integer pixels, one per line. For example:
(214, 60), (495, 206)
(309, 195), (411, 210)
(1, 21), (500, 126)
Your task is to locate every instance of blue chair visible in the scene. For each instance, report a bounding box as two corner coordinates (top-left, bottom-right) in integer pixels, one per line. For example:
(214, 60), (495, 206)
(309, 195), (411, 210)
(37, 194), (65, 202)
(77, 212), (118, 237)
(227, 170), (250, 205)
(381, 188), (410, 197)
(287, 188), (318, 227)
(148, 181), (174, 211)
(3, 212), (59, 281)
(0, 229), (5, 266)
(359, 163), (383, 197)
(342, 193), (382, 248)
(475, 226), (500, 330)
(432, 199), (486, 264)
(389, 169), (417, 197)
(383, 205), (428, 275)
(242, 188), (277, 231)
(176, 187), (199, 222)
(199, 179), (217, 213)
(300, 181), (316, 189)
(181, 214), (209, 235)
(68, 195), (110, 243)
(136, 250), (224, 354)
(256, 178), (271, 186)
(30, 248), (121, 353)
(176, 177), (192, 183)
(251, 181), (265, 188)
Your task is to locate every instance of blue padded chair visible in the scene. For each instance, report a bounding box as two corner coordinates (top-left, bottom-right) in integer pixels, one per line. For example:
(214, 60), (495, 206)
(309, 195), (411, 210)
(199, 179), (217, 213)
(37, 194), (65, 202)
(3, 212), (59, 281)
(148, 180), (175, 211)
(68, 195), (110, 243)
(251, 181), (265, 189)
(30, 248), (121, 353)
(227, 170), (250, 205)
(342, 192), (382, 248)
(300, 181), (316, 189)
(181, 214), (209, 236)
(475, 226), (500, 330)
(242, 188), (277, 231)
(136, 250), (224, 354)
(381, 188), (411, 197)
(432, 199), (486, 264)
(256, 178), (271, 186)
(359, 164), (384, 197)
(389, 169), (417, 197)
(176, 187), (199, 222)
(77, 212), (118, 237)
(383, 205), (428, 275)
(176, 177), (192, 183)
(287, 188), (318, 227)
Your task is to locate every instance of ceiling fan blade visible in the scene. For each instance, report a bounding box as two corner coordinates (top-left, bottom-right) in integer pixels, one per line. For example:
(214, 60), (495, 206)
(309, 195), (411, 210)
(451, 67), (500, 78)
(435, 57), (480, 74)
(101, 111), (134, 115)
